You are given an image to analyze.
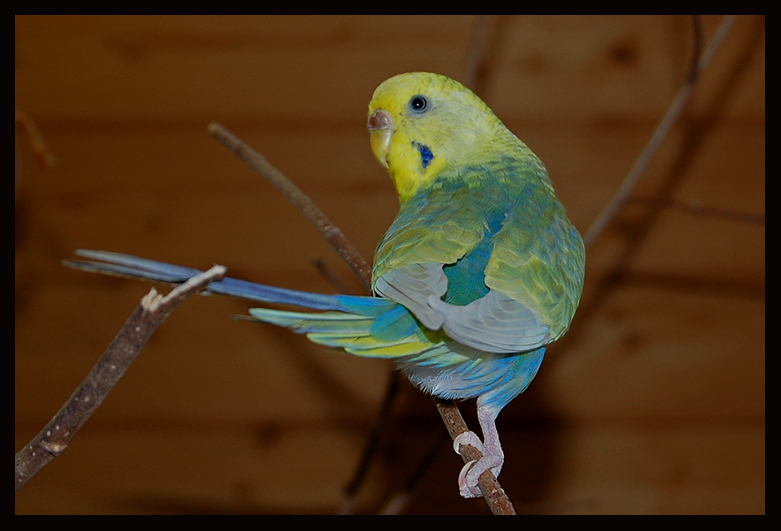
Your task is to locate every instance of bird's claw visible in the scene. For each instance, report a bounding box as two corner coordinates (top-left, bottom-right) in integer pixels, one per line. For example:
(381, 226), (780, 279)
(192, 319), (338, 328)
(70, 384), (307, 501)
(453, 431), (503, 498)
(454, 430), (485, 455)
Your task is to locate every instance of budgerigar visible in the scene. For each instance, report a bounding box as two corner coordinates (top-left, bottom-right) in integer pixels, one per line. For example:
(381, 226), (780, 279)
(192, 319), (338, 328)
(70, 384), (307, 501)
(70, 72), (585, 499)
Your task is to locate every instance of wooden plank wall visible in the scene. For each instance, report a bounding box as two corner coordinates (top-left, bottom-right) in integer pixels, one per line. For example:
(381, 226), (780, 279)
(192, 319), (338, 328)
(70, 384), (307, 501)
(15, 15), (764, 514)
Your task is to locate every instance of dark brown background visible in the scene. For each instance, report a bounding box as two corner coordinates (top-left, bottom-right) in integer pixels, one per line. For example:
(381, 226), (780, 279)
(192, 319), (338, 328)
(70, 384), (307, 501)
(15, 15), (764, 514)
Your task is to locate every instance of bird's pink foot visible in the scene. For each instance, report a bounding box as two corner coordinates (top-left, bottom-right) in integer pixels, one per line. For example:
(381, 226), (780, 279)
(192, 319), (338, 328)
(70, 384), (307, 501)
(453, 431), (504, 498)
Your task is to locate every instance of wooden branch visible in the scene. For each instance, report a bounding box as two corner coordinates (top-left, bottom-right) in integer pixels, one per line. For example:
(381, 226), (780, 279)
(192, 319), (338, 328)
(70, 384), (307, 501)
(463, 15), (494, 92)
(583, 15), (739, 249)
(207, 122), (372, 291)
(627, 195), (765, 225)
(208, 124), (513, 513)
(435, 398), (516, 514)
(378, 429), (450, 515)
(14, 265), (226, 492)
(338, 373), (402, 515)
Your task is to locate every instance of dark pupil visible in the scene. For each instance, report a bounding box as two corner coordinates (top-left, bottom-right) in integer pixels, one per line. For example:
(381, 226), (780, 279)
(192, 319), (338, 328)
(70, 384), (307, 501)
(411, 97), (427, 111)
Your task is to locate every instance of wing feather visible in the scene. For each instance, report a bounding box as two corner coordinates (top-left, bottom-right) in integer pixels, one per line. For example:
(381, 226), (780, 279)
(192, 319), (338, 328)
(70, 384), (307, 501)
(371, 160), (584, 354)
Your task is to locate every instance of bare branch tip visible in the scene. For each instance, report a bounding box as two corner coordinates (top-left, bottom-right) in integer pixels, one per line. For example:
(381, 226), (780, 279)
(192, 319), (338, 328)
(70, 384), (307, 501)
(141, 288), (161, 310)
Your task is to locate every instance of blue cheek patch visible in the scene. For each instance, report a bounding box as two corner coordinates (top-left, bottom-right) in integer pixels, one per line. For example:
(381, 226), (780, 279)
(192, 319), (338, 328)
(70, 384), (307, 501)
(412, 141), (434, 170)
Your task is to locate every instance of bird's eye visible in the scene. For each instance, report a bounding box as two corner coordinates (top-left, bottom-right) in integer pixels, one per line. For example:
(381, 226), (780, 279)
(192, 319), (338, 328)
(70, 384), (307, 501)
(409, 95), (429, 114)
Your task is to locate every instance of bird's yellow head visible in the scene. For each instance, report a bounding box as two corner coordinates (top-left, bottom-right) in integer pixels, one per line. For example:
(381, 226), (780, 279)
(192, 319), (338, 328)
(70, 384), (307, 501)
(367, 72), (523, 203)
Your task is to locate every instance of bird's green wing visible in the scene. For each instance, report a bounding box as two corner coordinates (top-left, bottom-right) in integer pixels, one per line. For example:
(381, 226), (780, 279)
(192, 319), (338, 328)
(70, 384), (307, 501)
(485, 178), (585, 342)
(372, 161), (584, 353)
(372, 175), (486, 329)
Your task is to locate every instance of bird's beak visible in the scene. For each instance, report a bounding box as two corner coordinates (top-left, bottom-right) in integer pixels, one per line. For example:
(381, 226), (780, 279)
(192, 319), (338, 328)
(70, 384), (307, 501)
(367, 109), (394, 169)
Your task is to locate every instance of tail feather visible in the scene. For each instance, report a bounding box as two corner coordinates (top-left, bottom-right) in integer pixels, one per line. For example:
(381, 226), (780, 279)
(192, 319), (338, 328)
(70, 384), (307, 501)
(68, 250), (372, 312)
(245, 309), (376, 335)
(370, 304), (423, 341)
(68, 250), (445, 360)
(249, 303), (444, 359)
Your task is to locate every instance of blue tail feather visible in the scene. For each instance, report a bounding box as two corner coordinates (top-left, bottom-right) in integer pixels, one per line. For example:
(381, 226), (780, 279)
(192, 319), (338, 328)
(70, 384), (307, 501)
(68, 250), (382, 313)
(68, 249), (545, 411)
(370, 304), (422, 341)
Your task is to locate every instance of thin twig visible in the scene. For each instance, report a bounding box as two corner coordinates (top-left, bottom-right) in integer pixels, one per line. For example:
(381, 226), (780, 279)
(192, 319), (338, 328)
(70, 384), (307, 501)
(583, 15), (739, 249)
(311, 258), (360, 295)
(338, 373), (402, 515)
(434, 398), (516, 514)
(379, 428), (450, 515)
(463, 15), (494, 92)
(628, 194), (765, 225)
(14, 265), (226, 492)
(208, 124), (512, 513)
(688, 15), (703, 83)
(207, 122), (372, 291)
(15, 109), (55, 169)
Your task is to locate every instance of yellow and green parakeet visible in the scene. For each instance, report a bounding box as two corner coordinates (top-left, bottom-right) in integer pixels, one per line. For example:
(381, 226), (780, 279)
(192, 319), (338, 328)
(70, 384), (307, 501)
(72, 72), (585, 498)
